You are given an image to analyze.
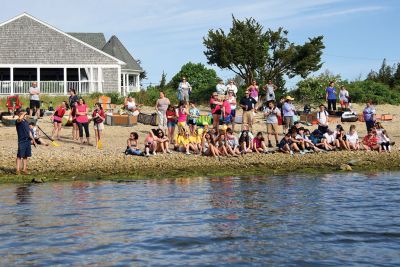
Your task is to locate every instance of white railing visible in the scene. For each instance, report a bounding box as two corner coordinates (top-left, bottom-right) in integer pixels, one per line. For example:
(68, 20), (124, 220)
(0, 81), (102, 95)
(0, 81), (11, 95)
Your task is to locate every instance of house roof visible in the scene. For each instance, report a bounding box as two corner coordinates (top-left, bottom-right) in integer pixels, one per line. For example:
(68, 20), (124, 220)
(67, 32), (107, 51)
(0, 13), (126, 65)
(102, 35), (143, 72)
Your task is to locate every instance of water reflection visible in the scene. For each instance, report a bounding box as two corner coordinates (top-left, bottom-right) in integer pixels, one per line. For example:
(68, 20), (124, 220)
(0, 172), (399, 266)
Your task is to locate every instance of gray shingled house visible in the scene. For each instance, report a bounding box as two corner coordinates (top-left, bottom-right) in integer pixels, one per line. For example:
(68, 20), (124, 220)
(0, 13), (143, 96)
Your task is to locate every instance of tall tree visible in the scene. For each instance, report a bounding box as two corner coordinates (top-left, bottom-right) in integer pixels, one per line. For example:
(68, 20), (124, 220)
(203, 16), (325, 89)
(159, 71), (167, 89)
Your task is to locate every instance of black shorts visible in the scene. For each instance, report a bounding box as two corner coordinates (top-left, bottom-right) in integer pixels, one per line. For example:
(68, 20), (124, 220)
(188, 119), (196, 125)
(30, 100), (40, 109)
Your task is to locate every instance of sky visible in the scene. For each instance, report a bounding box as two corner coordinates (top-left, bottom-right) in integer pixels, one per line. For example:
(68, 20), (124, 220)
(1, 0), (399, 89)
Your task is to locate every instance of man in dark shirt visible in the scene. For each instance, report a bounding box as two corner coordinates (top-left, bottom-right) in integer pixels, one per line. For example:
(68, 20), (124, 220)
(15, 109), (35, 175)
(239, 90), (257, 132)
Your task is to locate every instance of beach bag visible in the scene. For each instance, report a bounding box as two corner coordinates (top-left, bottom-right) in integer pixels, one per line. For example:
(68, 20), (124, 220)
(341, 111), (358, 122)
(138, 112), (158, 126)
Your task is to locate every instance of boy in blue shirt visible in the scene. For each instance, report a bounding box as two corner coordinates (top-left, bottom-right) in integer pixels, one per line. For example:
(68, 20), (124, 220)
(15, 109), (35, 175)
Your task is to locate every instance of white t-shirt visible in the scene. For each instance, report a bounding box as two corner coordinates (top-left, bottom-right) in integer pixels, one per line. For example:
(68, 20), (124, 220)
(29, 86), (40, 101)
(339, 89), (349, 101)
(264, 107), (280, 124)
(266, 85), (275, 101)
(216, 84), (226, 95)
(227, 96), (236, 110)
(226, 84), (238, 95)
(323, 133), (335, 144)
(317, 110), (329, 125)
(346, 132), (359, 145)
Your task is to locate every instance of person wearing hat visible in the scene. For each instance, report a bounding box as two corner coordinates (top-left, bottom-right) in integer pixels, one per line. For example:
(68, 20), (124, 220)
(282, 96), (296, 134)
(15, 109), (36, 175)
(215, 79), (226, 96)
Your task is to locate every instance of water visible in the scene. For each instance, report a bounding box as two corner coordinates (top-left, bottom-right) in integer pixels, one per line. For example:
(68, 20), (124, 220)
(0, 172), (399, 266)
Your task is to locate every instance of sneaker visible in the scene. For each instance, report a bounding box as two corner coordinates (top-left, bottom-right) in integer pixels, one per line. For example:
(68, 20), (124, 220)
(186, 152), (191, 155)
(290, 150), (294, 156)
(145, 153), (150, 157)
(153, 152), (157, 155)
(268, 142), (273, 148)
(300, 150), (305, 155)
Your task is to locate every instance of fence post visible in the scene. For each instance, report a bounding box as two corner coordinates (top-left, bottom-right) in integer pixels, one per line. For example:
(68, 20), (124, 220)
(10, 67), (14, 95)
(64, 68), (67, 95)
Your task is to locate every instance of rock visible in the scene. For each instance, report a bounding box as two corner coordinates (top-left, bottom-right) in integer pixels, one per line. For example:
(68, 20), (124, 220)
(339, 164), (352, 171)
(31, 177), (44, 183)
(348, 159), (362, 166)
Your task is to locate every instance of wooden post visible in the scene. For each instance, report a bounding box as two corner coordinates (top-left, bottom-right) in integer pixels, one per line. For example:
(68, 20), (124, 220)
(37, 67), (40, 92)
(78, 68), (81, 94)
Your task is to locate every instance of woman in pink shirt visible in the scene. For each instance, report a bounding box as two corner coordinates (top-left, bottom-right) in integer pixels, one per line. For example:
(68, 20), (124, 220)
(75, 98), (91, 145)
(247, 80), (259, 102)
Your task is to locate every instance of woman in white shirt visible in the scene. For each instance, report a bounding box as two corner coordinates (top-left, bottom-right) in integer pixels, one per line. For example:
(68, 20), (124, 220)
(317, 104), (329, 134)
(226, 80), (238, 95)
(226, 90), (237, 131)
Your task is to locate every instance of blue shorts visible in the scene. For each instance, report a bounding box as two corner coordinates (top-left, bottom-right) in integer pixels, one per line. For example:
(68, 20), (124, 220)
(17, 141), (32, 158)
(126, 148), (143, 156)
(223, 115), (232, 124)
(167, 121), (176, 128)
(231, 109), (236, 117)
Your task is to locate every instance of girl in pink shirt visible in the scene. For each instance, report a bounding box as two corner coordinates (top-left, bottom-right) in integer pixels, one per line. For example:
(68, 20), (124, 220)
(176, 100), (188, 130)
(51, 101), (66, 140)
(75, 98), (91, 145)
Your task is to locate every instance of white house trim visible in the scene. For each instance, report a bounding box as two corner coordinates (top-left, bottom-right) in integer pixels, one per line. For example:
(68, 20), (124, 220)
(0, 13), (126, 66)
(0, 64), (121, 68)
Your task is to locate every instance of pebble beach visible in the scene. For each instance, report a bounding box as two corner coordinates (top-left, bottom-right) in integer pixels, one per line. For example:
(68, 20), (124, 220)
(1, 103), (400, 183)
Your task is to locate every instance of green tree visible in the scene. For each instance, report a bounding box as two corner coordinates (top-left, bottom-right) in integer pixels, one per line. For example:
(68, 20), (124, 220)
(169, 62), (219, 102)
(203, 16), (325, 89)
(377, 59), (393, 86)
(159, 71), (167, 89)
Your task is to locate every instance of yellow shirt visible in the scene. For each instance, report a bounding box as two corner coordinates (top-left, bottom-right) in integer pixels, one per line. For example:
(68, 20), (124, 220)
(175, 135), (189, 146)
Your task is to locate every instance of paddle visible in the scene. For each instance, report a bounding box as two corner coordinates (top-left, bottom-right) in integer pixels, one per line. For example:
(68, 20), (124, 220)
(36, 125), (60, 147)
(96, 123), (103, 150)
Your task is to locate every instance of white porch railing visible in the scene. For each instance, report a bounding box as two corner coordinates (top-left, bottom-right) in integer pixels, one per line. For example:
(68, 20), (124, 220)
(0, 81), (102, 95)
(0, 81), (11, 95)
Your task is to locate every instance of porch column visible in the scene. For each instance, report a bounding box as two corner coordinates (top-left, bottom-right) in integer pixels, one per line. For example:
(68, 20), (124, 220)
(121, 72), (125, 96)
(90, 67), (94, 93)
(117, 68), (122, 96)
(37, 67), (40, 89)
(125, 74), (129, 94)
(63, 68), (67, 95)
(10, 67), (14, 95)
(78, 68), (81, 93)
(98, 68), (102, 93)
(136, 74), (140, 91)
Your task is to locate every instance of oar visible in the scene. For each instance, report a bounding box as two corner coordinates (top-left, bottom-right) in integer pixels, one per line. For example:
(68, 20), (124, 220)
(36, 125), (60, 147)
(96, 123), (103, 150)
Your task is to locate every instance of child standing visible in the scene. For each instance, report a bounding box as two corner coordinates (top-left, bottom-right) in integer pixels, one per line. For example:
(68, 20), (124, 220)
(15, 109), (35, 175)
(188, 101), (200, 134)
(51, 101), (67, 140)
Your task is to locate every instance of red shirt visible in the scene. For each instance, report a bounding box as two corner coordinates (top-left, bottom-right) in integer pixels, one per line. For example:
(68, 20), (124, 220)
(166, 110), (176, 123)
(92, 109), (105, 123)
(53, 107), (66, 121)
(363, 135), (378, 147)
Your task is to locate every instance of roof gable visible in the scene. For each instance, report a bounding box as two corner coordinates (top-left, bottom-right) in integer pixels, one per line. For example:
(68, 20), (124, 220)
(68, 32), (107, 50)
(102, 35), (143, 72)
(0, 13), (125, 65)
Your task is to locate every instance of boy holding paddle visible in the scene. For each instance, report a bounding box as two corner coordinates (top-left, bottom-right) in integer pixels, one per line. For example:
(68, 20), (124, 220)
(15, 109), (35, 175)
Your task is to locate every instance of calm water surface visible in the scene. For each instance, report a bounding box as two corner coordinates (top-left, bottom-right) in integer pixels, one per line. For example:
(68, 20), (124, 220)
(0, 172), (399, 266)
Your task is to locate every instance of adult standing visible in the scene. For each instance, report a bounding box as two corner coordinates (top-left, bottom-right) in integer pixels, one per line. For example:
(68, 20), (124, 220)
(247, 80), (259, 102)
(155, 91), (170, 132)
(226, 80), (238, 95)
(264, 80), (277, 103)
(29, 82), (40, 118)
(68, 89), (78, 109)
(226, 90), (237, 131)
(282, 96), (296, 134)
(178, 77), (192, 102)
(75, 98), (91, 145)
(239, 90), (257, 132)
(215, 79), (226, 96)
(363, 100), (376, 131)
(210, 92), (223, 131)
(317, 104), (329, 134)
(339, 86), (350, 110)
(325, 81), (337, 111)
(264, 101), (281, 147)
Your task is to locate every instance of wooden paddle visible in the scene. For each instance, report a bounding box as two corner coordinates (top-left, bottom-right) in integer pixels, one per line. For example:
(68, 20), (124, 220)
(36, 125), (60, 147)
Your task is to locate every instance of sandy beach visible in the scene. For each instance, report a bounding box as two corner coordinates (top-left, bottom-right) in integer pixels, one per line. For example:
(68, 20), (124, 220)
(1, 103), (400, 183)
